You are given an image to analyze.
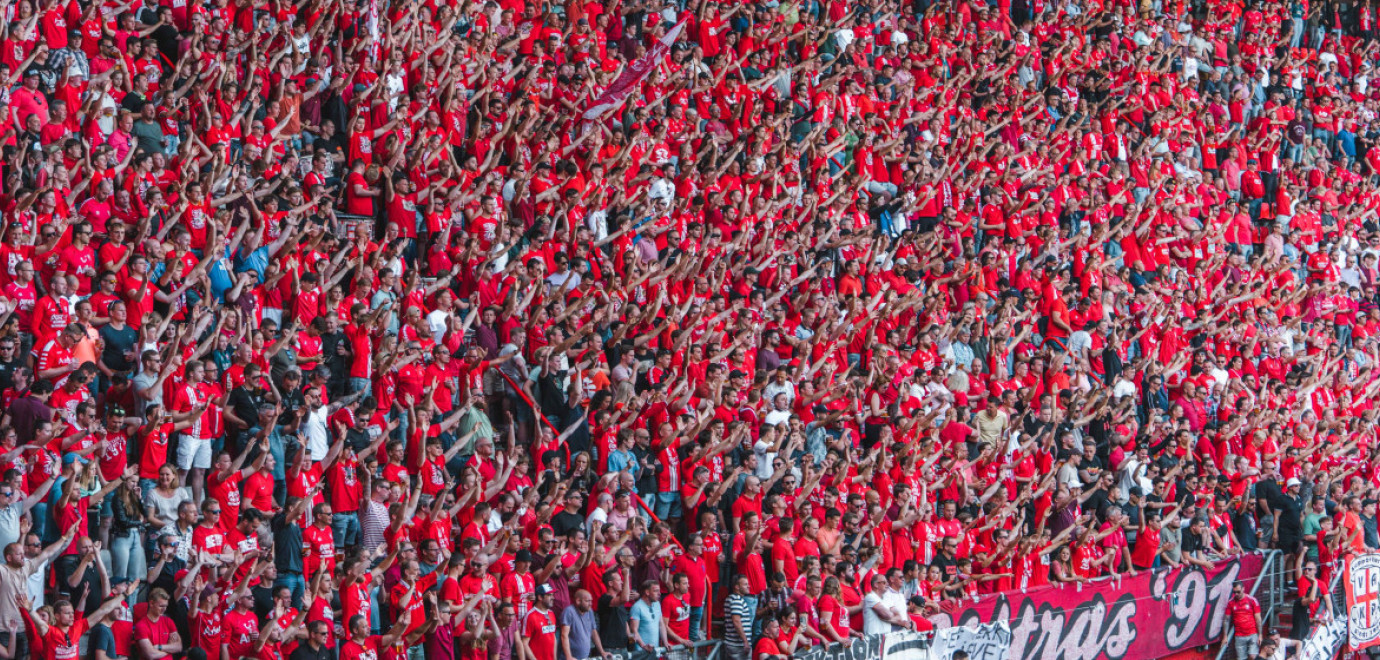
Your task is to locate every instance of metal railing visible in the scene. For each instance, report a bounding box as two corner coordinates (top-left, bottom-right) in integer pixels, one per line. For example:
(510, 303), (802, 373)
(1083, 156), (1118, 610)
(1215, 550), (1288, 660)
(605, 639), (721, 660)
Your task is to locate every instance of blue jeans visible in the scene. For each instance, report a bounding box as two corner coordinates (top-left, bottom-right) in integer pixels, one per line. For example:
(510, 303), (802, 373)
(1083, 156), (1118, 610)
(742, 594), (761, 636)
(654, 491), (682, 520)
(689, 605), (705, 641)
(350, 377), (371, 395)
(274, 572), (306, 609)
(332, 512), (360, 548)
(111, 528), (146, 582)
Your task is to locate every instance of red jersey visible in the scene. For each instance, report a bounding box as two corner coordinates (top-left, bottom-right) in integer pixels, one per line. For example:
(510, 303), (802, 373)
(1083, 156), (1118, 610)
(520, 608), (557, 660)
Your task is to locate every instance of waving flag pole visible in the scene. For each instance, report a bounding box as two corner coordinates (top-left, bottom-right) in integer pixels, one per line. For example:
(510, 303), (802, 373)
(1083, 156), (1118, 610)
(582, 20), (687, 120)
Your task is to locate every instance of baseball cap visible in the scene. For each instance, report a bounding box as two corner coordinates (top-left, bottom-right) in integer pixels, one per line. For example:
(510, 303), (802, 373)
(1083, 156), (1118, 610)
(63, 453), (89, 465)
(1286, 478), (1301, 488)
(535, 584), (554, 596)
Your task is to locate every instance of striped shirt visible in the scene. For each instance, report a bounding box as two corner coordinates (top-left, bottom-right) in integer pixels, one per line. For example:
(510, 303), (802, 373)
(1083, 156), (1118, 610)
(360, 497), (389, 551)
(725, 594), (754, 649)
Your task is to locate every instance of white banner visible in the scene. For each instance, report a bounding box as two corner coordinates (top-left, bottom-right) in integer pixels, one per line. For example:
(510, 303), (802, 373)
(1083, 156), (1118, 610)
(1301, 615), (1348, 660)
(1349, 553), (1380, 650)
(928, 621), (1011, 660)
(880, 631), (927, 660)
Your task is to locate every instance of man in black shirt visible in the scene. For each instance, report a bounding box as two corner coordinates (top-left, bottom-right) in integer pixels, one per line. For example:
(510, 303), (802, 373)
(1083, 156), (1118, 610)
(225, 363), (273, 448)
(55, 535), (106, 616)
(1180, 517), (1215, 568)
(343, 399), (378, 454)
(1077, 442), (1106, 486)
(1083, 472), (1116, 523)
(551, 491), (586, 538)
(252, 564), (279, 620)
(0, 337), (21, 392)
(1274, 477), (1308, 554)
(148, 533), (187, 598)
(596, 568), (632, 652)
(932, 538), (960, 580)
(289, 620), (334, 660)
(271, 495), (315, 608)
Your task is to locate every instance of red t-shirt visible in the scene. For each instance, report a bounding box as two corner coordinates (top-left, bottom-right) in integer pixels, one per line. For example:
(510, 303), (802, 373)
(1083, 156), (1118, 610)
(223, 608), (260, 660)
(138, 423), (172, 480)
(1226, 595), (1261, 636)
(190, 610), (224, 656)
(521, 608), (557, 660)
(132, 615), (177, 655)
(662, 593), (691, 641)
(243, 469), (276, 513)
(41, 617), (89, 660)
(302, 523), (336, 577)
(206, 470), (243, 529)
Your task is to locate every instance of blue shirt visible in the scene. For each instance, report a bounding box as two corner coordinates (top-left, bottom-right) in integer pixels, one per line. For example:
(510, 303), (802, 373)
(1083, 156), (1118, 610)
(629, 598), (662, 648)
(207, 247), (234, 303)
(607, 450), (640, 484)
(234, 246), (270, 281)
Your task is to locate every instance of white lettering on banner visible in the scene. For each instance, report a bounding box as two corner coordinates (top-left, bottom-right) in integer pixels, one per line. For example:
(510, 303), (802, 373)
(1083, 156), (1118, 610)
(1300, 615), (1347, 660)
(1156, 563), (1237, 648)
(962, 592), (1137, 660)
(929, 622), (1011, 660)
(936, 559), (1245, 660)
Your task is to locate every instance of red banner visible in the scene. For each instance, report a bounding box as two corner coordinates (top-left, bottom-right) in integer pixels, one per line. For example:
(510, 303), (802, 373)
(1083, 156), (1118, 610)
(929, 553), (1266, 660)
(582, 21), (686, 120)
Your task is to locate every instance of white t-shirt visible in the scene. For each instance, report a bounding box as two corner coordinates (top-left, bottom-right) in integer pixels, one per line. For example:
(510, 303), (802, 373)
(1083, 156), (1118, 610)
(303, 406), (331, 461)
(862, 592), (895, 636)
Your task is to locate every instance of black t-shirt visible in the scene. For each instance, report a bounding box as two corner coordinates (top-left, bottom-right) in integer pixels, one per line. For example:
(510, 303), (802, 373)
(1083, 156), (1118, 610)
(55, 555), (102, 615)
(0, 357), (17, 391)
(552, 510), (585, 538)
(1182, 528), (1205, 556)
(1084, 488), (1111, 522)
(99, 323), (139, 373)
(596, 595), (630, 650)
(228, 385), (268, 439)
(272, 511), (305, 575)
(931, 552), (958, 579)
(88, 623), (117, 660)
(253, 583), (276, 621)
(345, 426), (373, 454)
(1082, 455), (1106, 478)
(152, 555), (186, 596)
(313, 134), (348, 164)
(1121, 501), (1143, 540)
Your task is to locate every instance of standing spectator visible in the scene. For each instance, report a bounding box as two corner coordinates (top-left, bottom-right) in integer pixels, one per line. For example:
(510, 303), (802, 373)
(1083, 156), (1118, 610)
(1227, 582), (1263, 659)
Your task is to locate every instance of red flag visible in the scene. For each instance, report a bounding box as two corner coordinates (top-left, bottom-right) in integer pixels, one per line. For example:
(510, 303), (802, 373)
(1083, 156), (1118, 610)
(582, 21), (686, 120)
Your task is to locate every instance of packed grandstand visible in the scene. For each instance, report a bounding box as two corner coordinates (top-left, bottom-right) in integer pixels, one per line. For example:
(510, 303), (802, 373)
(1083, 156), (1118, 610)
(0, 0), (1367, 659)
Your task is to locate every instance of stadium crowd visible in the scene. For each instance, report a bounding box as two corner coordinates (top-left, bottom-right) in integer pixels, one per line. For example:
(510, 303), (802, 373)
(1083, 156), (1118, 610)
(0, 0), (1372, 657)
